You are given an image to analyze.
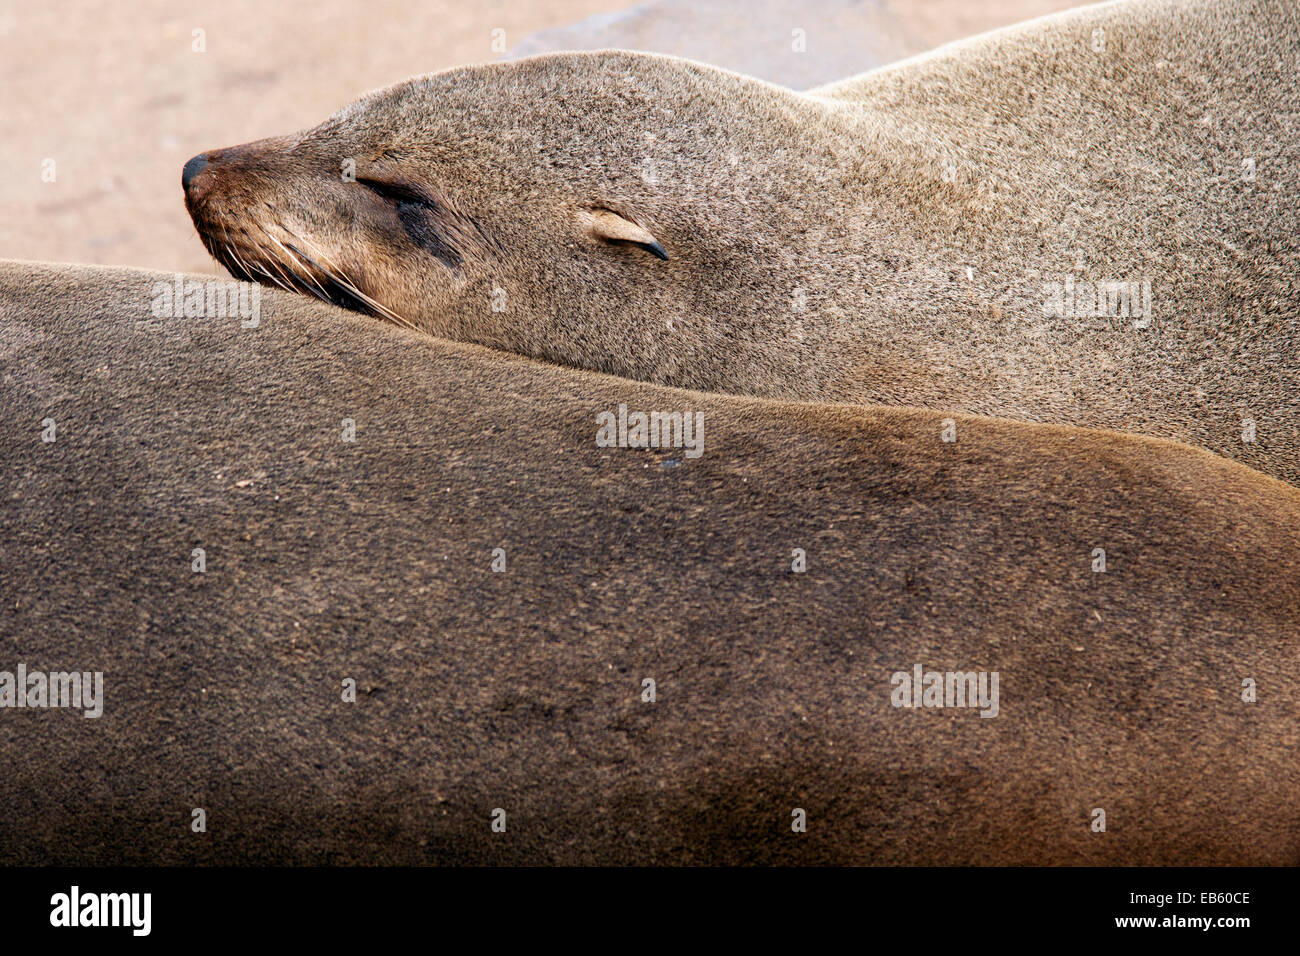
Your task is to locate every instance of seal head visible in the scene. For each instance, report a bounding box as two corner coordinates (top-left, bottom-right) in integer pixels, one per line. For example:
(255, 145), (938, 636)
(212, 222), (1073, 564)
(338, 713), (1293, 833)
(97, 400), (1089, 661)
(184, 51), (823, 390)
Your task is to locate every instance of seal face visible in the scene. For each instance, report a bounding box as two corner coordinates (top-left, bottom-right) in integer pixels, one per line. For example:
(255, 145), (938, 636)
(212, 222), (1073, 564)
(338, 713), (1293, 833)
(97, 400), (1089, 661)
(185, 0), (1300, 484)
(183, 131), (506, 330)
(183, 51), (765, 382)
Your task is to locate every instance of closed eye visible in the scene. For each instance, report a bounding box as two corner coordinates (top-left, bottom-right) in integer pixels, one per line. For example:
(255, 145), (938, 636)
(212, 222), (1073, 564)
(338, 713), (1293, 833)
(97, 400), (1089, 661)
(357, 176), (435, 209)
(355, 175), (471, 270)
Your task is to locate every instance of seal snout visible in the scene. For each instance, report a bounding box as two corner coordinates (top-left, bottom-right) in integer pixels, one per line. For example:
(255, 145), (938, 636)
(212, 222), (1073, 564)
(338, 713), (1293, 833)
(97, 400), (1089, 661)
(181, 153), (209, 192)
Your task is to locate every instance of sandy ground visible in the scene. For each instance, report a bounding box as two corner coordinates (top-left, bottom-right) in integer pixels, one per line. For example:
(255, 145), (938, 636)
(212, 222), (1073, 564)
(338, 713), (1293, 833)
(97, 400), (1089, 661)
(513, 0), (1086, 89)
(0, 0), (1078, 275)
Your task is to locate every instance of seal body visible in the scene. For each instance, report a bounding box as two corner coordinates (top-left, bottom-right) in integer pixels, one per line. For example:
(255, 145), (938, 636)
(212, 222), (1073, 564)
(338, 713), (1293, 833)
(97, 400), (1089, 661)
(184, 0), (1299, 483)
(3, 259), (1300, 864)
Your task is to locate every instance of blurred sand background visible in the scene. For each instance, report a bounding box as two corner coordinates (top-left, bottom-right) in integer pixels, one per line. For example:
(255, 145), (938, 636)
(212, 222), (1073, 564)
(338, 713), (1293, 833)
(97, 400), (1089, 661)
(0, 0), (1077, 275)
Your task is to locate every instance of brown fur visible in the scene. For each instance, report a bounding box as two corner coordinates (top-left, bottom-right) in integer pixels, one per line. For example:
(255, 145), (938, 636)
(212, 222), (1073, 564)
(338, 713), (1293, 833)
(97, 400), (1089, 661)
(2, 259), (1298, 864)
(184, 0), (1300, 484)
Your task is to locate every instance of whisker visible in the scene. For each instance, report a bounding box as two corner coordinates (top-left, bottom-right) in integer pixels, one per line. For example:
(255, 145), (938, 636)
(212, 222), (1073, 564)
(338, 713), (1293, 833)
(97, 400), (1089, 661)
(285, 232), (422, 333)
(263, 252), (300, 293)
(265, 233), (329, 299)
(252, 262), (294, 295)
(252, 222), (324, 298)
(225, 244), (257, 282)
(206, 216), (423, 335)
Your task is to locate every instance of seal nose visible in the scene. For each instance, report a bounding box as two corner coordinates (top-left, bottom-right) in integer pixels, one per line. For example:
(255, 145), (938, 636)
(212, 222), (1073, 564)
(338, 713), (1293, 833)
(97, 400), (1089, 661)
(182, 153), (209, 191)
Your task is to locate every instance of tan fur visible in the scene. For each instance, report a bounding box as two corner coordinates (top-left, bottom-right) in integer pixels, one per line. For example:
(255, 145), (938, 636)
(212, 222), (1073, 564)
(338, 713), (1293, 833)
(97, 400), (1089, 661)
(184, 0), (1300, 484)
(2, 259), (1299, 864)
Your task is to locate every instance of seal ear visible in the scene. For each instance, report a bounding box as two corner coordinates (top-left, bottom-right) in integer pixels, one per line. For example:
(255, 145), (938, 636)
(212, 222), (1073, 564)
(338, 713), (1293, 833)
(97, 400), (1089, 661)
(582, 208), (669, 261)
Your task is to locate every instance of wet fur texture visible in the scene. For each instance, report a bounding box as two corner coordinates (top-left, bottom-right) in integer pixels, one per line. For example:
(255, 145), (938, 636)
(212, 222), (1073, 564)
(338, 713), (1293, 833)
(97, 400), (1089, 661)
(2, 260), (1299, 864)
(186, 0), (1300, 484)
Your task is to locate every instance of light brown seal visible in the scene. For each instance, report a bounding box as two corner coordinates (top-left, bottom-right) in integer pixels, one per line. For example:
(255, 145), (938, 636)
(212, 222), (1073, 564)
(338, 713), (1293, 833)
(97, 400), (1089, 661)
(182, 0), (1300, 484)
(2, 259), (1299, 864)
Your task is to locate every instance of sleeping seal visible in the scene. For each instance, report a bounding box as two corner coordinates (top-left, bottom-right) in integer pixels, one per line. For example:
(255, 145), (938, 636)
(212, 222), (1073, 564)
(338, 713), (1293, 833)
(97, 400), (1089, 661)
(183, 0), (1300, 483)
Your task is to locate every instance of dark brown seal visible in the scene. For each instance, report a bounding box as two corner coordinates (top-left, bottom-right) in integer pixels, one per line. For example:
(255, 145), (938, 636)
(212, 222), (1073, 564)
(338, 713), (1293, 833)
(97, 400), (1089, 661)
(2, 259), (1298, 864)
